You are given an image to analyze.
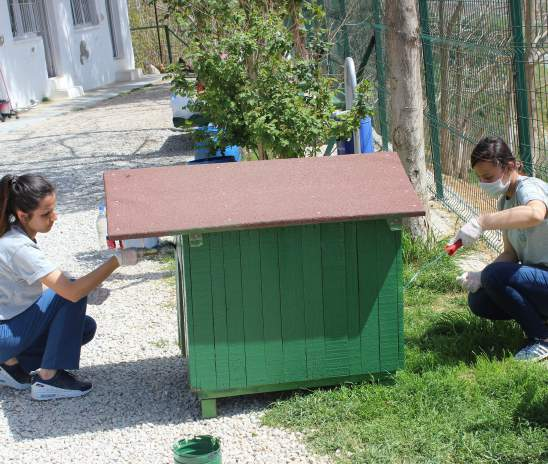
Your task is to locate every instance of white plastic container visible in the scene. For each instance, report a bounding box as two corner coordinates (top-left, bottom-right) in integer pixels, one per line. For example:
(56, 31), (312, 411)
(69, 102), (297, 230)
(96, 203), (108, 250)
(122, 237), (159, 249)
(171, 94), (196, 120)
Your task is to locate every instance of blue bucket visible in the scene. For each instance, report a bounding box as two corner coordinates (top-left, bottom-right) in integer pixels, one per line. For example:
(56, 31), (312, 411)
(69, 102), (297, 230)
(193, 125), (241, 161)
(340, 117), (374, 155)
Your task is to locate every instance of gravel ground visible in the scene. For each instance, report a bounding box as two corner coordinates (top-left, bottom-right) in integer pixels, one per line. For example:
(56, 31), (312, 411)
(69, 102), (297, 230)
(0, 83), (330, 464)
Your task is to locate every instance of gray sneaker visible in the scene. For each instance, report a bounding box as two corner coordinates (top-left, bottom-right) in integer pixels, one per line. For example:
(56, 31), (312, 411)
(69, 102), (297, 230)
(514, 340), (548, 362)
(31, 370), (92, 401)
(0, 363), (31, 390)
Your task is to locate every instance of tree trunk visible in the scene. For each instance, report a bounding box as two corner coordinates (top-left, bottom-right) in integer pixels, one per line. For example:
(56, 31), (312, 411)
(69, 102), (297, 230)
(288, 0), (309, 59)
(438, 1), (464, 176)
(385, 0), (430, 241)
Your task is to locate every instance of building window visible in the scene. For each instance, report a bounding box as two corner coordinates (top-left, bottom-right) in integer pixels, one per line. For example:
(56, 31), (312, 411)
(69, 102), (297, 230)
(8, 0), (41, 38)
(70, 0), (98, 27)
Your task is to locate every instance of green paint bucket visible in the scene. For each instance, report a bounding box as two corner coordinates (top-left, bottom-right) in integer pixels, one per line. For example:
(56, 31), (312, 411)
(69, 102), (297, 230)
(172, 435), (221, 464)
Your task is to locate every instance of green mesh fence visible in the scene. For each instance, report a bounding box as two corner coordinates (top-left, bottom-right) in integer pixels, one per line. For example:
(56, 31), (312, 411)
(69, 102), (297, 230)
(325, 0), (548, 251)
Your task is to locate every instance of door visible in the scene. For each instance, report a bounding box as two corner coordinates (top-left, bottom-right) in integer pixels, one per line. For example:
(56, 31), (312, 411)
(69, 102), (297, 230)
(36, 0), (56, 77)
(105, 0), (120, 58)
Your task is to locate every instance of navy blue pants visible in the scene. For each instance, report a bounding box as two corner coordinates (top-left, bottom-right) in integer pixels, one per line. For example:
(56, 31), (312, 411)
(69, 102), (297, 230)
(468, 262), (548, 340)
(0, 289), (96, 373)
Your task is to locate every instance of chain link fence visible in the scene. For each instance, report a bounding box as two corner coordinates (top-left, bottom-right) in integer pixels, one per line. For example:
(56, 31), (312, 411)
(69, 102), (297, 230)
(324, 0), (548, 250)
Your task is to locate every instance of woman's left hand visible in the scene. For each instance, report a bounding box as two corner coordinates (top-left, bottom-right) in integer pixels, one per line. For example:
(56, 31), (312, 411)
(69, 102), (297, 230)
(456, 271), (482, 293)
(88, 285), (110, 305)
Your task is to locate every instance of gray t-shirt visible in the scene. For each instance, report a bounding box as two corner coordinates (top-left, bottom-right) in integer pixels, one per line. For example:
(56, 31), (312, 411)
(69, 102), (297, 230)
(0, 225), (56, 321)
(498, 176), (548, 267)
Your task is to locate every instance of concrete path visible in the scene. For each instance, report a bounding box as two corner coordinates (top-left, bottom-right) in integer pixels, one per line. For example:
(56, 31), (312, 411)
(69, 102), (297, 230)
(0, 75), (164, 136)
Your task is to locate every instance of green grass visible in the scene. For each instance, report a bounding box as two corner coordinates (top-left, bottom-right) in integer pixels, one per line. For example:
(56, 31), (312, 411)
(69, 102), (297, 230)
(262, 232), (548, 464)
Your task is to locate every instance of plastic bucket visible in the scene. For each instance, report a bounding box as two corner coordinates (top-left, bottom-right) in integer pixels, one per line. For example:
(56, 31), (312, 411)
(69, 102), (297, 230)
(172, 435), (221, 464)
(187, 155), (236, 165)
(340, 117), (374, 154)
(193, 125), (241, 161)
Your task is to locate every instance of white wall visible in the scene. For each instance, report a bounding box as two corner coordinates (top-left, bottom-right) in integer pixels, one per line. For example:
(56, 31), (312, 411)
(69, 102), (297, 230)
(51, 0), (136, 91)
(0, 0), (137, 108)
(0, 1), (49, 109)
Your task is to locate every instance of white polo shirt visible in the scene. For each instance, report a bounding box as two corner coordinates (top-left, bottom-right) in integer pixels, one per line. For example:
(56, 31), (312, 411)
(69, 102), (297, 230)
(0, 225), (56, 320)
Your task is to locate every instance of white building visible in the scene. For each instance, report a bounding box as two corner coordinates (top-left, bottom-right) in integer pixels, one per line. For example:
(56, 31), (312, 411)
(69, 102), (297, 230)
(0, 0), (141, 109)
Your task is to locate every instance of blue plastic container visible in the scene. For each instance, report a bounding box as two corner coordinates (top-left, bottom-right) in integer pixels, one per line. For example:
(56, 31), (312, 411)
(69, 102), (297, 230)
(187, 155), (236, 165)
(193, 124), (241, 161)
(340, 117), (374, 155)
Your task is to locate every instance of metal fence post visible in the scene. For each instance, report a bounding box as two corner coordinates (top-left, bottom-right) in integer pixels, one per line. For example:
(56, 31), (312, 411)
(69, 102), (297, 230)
(338, 0), (351, 59)
(165, 26), (173, 64)
(417, 0), (444, 199)
(509, 0), (533, 175)
(372, 0), (389, 150)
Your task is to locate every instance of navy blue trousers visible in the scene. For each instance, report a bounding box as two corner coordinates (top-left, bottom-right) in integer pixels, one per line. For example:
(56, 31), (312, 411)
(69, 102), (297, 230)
(468, 262), (548, 340)
(0, 289), (96, 373)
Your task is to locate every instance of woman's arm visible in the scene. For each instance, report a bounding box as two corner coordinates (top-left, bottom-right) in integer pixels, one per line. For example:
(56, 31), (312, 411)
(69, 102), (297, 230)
(493, 231), (518, 263)
(41, 257), (120, 303)
(479, 200), (547, 231)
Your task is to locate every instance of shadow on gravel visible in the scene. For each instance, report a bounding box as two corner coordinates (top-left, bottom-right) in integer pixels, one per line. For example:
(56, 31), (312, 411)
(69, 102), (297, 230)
(1, 131), (193, 215)
(2, 356), (194, 440)
(1, 355), (292, 441)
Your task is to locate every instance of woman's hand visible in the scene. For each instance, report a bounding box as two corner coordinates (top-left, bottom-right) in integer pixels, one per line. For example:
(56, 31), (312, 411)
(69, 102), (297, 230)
(456, 271), (482, 293)
(113, 249), (139, 266)
(87, 285), (111, 305)
(452, 218), (483, 247)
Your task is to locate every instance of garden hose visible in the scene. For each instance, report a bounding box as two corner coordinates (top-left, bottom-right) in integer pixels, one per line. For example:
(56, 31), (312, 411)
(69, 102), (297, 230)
(404, 239), (463, 290)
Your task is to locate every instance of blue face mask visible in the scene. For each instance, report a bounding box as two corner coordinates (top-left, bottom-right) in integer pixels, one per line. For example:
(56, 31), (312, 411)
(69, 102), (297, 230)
(479, 176), (510, 198)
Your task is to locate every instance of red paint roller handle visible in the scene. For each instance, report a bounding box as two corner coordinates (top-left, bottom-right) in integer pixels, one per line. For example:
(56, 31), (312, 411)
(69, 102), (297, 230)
(445, 239), (462, 256)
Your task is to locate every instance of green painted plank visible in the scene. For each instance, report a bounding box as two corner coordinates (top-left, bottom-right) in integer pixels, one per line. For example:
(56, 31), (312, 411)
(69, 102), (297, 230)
(240, 230), (267, 386)
(188, 235), (217, 390)
(259, 229), (284, 384)
(196, 371), (393, 399)
(175, 236), (185, 356)
(376, 221), (400, 372)
(344, 222), (362, 375)
(301, 224), (325, 379)
(357, 221), (380, 373)
(320, 223), (349, 377)
(395, 232), (405, 369)
(209, 233), (230, 390)
(222, 231), (247, 388)
(278, 226), (307, 383)
(181, 235), (198, 386)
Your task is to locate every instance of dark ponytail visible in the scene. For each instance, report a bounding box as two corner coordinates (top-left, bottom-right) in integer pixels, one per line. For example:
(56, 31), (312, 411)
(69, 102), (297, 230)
(471, 137), (518, 170)
(0, 174), (55, 236)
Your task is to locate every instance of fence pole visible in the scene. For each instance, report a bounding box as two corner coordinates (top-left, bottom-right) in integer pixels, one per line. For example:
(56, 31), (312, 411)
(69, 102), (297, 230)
(509, 0), (532, 175)
(153, 0), (163, 64)
(372, 0), (389, 150)
(417, 0), (443, 199)
(338, 0), (351, 59)
(165, 26), (173, 64)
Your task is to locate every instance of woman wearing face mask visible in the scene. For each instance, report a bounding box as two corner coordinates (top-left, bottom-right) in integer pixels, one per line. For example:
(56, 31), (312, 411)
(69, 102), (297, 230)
(0, 174), (140, 400)
(451, 136), (548, 362)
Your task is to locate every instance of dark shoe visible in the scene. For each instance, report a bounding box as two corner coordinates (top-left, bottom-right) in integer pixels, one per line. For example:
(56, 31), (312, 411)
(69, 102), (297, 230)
(0, 363), (31, 390)
(31, 370), (92, 401)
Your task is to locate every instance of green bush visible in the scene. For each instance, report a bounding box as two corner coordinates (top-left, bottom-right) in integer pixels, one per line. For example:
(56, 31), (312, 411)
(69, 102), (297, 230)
(165, 1), (373, 159)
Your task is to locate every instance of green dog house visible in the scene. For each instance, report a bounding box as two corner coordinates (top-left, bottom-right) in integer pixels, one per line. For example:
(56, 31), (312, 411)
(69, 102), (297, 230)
(104, 152), (425, 418)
